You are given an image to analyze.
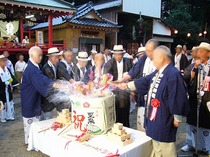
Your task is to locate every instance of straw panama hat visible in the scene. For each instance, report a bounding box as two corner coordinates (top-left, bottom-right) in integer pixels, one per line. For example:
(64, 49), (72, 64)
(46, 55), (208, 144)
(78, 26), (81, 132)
(91, 49), (97, 54)
(112, 45), (125, 54)
(198, 42), (210, 51)
(47, 47), (62, 56)
(176, 45), (182, 49)
(0, 55), (6, 60)
(76, 51), (90, 61)
(191, 46), (198, 51)
(136, 47), (146, 57)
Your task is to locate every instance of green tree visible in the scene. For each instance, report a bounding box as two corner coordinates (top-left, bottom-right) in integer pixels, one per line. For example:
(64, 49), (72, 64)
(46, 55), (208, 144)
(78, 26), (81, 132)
(162, 0), (202, 47)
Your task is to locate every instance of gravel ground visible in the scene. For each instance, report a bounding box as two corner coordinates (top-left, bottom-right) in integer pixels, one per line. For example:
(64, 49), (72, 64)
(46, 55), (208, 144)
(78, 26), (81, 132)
(0, 92), (208, 157)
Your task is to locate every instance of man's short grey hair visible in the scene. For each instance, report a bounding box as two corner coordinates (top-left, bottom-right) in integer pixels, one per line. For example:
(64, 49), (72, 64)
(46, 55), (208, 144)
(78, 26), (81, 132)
(146, 39), (159, 49)
(155, 45), (172, 59)
(28, 46), (42, 57)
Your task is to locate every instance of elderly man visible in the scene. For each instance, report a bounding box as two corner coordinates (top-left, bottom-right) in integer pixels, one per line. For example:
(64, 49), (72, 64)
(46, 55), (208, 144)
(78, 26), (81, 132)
(0, 55), (15, 123)
(15, 54), (26, 86)
(104, 45), (132, 127)
(182, 42), (210, 155)
(41, 47), (62, 118)
(73, 51), (90, 82)
(88, 49), (98, 67)
(21, 46), (55, 144)
(174, 45), (189, 74)
(57, 49), (75, 82)
(84, 53), (105, 84)
(118, 46), (190, 157)
(3, 51), (15, 75)
(118, 39), (158, 131)
(103, 48), (111, 63)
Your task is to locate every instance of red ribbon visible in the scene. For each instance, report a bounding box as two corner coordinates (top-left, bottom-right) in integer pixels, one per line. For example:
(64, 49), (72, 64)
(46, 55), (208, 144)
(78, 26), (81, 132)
(150, 99), (160, 121)
(64, 133), (86, 150)
(105, 149), (120, 157)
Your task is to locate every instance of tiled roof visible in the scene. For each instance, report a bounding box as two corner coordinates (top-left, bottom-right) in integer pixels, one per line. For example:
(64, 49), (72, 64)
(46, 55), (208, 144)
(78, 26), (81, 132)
(31, 1), (120, 30)
(31, 17), (64, 30)
(94, 0), (122, 10)
(13, 0), (74, 9)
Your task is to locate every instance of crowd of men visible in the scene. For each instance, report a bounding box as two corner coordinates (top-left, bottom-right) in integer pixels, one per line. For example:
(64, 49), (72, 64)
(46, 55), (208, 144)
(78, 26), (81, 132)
(0, 39), (210, 157)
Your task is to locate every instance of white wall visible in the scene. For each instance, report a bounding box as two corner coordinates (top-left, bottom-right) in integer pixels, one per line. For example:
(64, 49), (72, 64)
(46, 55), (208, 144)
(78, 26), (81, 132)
(122, 0), (161, 18)
(153, 20), (171, 36)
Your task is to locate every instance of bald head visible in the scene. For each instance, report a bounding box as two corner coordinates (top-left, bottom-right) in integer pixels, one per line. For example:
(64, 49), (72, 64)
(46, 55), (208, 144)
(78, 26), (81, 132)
(145, 39), (159, 60)
(94, 53), (104, 68)
(29, 46), (43, 64)
(152, 45), (172, 70)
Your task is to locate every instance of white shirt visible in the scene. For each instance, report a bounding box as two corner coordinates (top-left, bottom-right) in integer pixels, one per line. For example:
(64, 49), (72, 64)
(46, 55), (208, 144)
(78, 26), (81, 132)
(15, 60), (26, 72)
(76, 63), (87, 81)
(143, 57), (156, 76)
(174, 53), (182, 71)
(0, 66), (11, 83)
(47, 60), (56, 78)
(117, 60), (123, 81)
(104, 54), (111, 63)
(6, 59), (15, 75)
(29, 58), (39, 69)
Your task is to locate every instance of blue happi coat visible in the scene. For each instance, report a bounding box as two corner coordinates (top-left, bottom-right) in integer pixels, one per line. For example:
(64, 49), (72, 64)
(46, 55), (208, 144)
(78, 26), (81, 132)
(128, 54), (147, 107)
(134, 63), (190, 142)
(21, 60), (52, 118)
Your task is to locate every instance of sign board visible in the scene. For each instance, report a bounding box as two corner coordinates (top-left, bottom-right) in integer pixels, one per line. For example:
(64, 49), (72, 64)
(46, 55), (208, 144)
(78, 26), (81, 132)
(36, 30), (44, 44)
(122, 0), (161, 18)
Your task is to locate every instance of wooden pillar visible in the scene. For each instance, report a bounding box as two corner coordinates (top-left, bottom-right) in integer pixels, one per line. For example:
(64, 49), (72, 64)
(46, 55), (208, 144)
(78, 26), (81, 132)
(20, 18), (24, 42)
(48, 14), (53, 47)
(28, 29), (31, 40)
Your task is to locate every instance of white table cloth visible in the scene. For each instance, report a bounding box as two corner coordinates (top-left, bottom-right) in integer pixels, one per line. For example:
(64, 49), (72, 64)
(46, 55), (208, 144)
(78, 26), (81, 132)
(28, 119), (153, 157)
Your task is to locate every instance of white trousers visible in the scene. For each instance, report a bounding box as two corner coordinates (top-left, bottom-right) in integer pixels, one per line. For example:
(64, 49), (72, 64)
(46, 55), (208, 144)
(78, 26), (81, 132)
(23, 116), (41, 144)
(0, 86), (14, 120)
(137, 106), (145, 132)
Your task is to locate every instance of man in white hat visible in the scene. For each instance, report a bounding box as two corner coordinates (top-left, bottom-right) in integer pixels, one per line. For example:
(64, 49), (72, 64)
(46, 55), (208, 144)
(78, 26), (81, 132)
(0, 55), (15, 123)
(189, 46), (198, 64)
(182, 42), (210, 155)
(104, 45), (132, 127)
(57, 49), (75, 83)
(74, 51), (90, 82)
(174, 45), (189, 74)
(88, 49), (97, 67)
(133, 47), (146, 64)
(41, 47), (62, 119)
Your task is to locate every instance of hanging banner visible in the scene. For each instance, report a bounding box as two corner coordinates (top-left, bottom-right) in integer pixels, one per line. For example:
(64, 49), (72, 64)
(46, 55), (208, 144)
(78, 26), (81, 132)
(0, 20), (19, 37)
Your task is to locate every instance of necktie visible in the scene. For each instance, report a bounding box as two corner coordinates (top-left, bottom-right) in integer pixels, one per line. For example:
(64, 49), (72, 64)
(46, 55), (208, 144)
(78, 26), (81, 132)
(81, 67), (85, 75)
(52, 66), (56, 79)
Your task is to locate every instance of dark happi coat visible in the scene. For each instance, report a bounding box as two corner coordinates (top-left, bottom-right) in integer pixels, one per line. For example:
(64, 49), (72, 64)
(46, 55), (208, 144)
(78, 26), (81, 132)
(134, 63), (190, 142)
(128, 54), (147, 107)
(21, 61), (52, 118)
(184, 63), (210, 129)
